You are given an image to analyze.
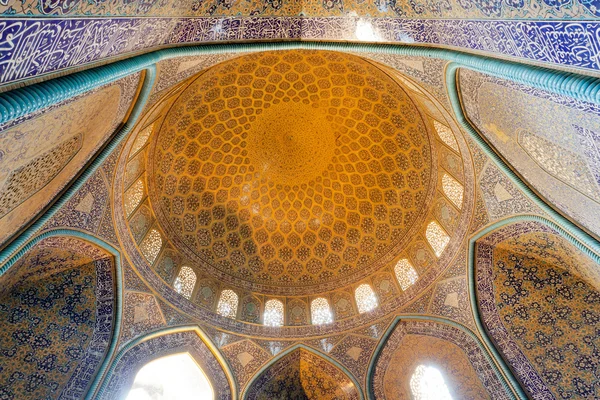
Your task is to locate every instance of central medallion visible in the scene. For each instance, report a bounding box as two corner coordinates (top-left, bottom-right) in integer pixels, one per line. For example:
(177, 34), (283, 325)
(247, 101), (337, 186)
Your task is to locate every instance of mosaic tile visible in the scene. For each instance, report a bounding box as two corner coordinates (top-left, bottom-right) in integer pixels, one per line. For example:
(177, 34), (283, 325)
(0, 237), (116, 400)
(123, 260), (151, 293)
(44, 171), (108, 234)
(469, 188), (490, 234)
(461, 69), (600, 236)
(202, 325), (246, 348)
(428, 276), (474, 329)
(479, 163), (539, 220)
(221, 340), (271, 388)
(302, 334), (347, 354)
(0, 74), (137, 245)
(156, 299), (197, 326)
(0, 18), (599, 88)
(252, 339), (296, 356)
(330, 334), (377, 381)
(119, 291), (166, 346)
(399, 287), (434, 314)
(351, 317), (394, 339)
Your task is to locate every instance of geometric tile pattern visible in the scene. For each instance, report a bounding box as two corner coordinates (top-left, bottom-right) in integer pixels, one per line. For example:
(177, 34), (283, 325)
(150, 49), (432, 291)
(245, 348), (360, 400)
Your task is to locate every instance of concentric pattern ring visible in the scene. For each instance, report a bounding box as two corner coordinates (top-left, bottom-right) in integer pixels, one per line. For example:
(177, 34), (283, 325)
(149, 50), (433, 292)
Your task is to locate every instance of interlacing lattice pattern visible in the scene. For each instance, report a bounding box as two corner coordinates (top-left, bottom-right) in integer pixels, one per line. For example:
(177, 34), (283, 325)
(425, 221), (449, 257)
(310, 297), (333, 324)
(394, 258), (418, 290)
(150, 50), (432, 288)
(355, 283), (378, 313)
(173, 266), (197, 299)
(216, 289), (239, 318)
(131, 124), (154, 157)
(140, 229), (163, 263)
(264, 299), (284, 326)
(441, 173), (463, 209)
(125, 179), (144, 216)
(433, 121), (459, 153)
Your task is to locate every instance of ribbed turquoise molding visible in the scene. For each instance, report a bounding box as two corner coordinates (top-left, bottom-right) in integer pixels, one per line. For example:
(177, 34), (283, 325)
(94, 325), (239, 399)
(467, 214), (600, 400)
(2, 42), (600, 125)
(240, 343), (365, 400)
(445, 62), (600, 258)
(0, 229), (124, 400)
(365, 315), (522, 400)
(0, 66), (155, 272)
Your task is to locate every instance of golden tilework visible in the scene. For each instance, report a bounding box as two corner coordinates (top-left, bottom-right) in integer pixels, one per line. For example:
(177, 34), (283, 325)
(125, 179), (145, 217)
(140, 229), (163, 264)
(130, 124), (154, 158)
(0, 84), (124, 245)
(433, 120), (459, 153)
(0, 262), (97, 399)
(150, 50), (432, 290)
(246, 348), (359, 400)
(383, 335), (490, 399)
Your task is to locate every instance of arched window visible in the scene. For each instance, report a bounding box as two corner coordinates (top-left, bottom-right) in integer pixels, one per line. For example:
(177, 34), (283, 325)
(410, 365), (452, 400)
(442, 173), (463, 209)
(264, 299), (284, 327)
(126, 353), (213, 400)
(174, 266), (197, 299)
(130, 124), (154, 157)
(394, 259), (418, 290)
(311, 297), (333, 325)
(426, 221), (450, 257)
(139, 229), (162, 264)
(355, 284), (378, 314)
(433, 120), (459, 153)
(216, 289), (239, 319)
(125, 179), (145, 217)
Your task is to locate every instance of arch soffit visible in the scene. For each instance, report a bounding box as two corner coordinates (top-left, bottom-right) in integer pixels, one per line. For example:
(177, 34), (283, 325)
(365, 315), (519, 400)
(241, 343), (365, 400)
(97, 325), (238, 400)
(0, 228), (123, 400)
(467, 214), (600, 400)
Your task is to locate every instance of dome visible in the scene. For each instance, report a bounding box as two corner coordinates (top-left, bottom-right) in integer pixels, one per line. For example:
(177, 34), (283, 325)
(147, 50), (435, 295)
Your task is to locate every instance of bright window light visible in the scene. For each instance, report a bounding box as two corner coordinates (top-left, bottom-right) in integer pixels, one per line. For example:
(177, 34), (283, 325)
(126, 353), (214, 400)
(410, 365), (452, 400)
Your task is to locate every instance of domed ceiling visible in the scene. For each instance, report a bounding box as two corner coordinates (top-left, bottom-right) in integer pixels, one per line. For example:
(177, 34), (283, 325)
(147, 50), (435, 295)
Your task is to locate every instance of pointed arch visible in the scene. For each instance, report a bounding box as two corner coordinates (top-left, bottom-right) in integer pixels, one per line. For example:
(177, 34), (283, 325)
(469, 215), (600, 399)
(0, 229), (123, 400)
(95, 325), (237, 400)
(367, 315), (519, 400)
(242, 344), (364, 400)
